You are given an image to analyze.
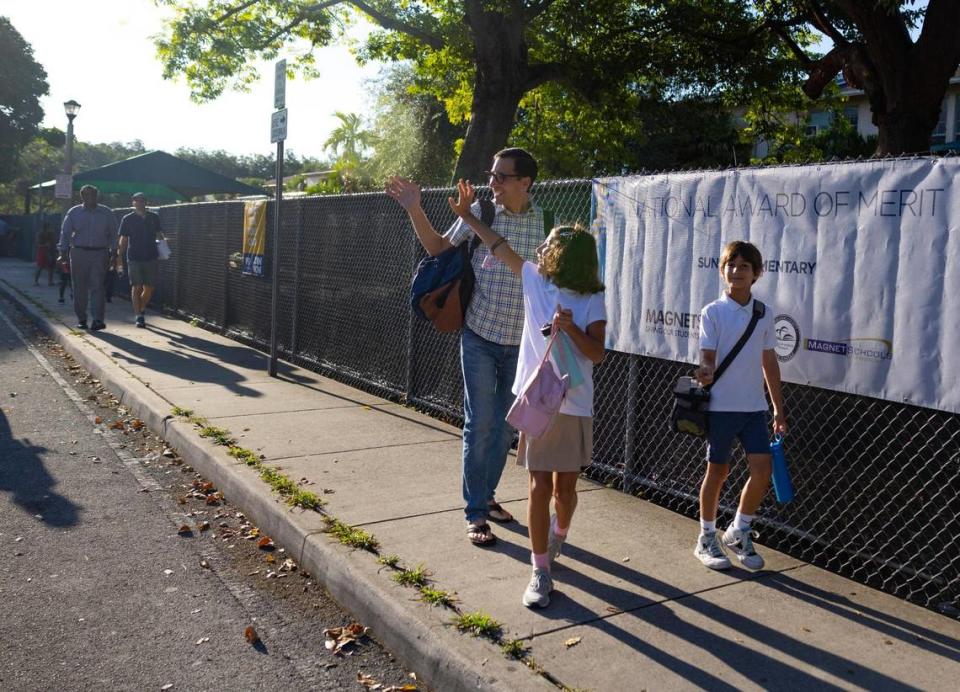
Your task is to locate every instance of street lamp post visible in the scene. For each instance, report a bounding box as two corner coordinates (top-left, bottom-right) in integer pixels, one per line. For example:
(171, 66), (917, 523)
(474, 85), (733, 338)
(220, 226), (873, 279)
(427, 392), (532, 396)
(62, 100), (81, 212)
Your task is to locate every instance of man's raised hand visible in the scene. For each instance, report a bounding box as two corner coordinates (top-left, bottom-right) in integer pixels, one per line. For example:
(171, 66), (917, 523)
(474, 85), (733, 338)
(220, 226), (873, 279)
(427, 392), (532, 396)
(447, 179), (476, 219)
(385, 176), (421, 211)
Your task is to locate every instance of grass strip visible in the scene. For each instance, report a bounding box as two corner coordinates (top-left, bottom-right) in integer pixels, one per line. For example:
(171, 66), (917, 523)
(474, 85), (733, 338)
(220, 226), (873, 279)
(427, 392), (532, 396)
(325, 517), (379, 552)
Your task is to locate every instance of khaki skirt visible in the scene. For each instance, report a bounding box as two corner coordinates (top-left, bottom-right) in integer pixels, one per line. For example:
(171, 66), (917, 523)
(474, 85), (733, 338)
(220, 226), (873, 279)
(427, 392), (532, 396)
(516, 413), (593, 473)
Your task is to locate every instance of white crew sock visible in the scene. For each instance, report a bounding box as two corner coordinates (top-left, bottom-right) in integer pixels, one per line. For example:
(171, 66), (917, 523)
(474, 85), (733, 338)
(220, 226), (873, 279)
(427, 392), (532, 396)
(733, 512), (755, 532)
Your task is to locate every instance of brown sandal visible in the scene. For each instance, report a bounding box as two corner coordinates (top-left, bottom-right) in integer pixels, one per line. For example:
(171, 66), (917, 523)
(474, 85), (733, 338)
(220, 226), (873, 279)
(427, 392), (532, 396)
(487, 501), (515, 523)
(467, 522), (497, 546)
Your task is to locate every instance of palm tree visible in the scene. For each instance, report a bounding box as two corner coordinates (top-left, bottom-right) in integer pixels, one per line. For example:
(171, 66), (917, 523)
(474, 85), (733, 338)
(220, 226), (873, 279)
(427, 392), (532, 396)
(324, 112), (375, 163)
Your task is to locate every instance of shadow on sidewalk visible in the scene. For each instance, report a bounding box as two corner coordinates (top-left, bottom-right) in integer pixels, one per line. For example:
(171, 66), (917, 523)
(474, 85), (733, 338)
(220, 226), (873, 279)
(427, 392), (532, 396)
(0, 411), (80, 528)
(89, 330), (264, 398)
(493, 529), (928, 689)
(144, 324), (315, 385)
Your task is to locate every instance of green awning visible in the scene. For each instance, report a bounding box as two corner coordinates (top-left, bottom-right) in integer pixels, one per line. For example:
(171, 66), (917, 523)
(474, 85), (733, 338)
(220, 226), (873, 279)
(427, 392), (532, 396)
(32, 150), (265, 201)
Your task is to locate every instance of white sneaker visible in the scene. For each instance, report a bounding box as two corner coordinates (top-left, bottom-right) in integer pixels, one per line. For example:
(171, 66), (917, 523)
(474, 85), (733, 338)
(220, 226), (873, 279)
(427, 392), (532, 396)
(722, 526), (765, 570)
(522, 568), (553, 608)
(547, 516), (566, 564)
(694, 531), (731, 570)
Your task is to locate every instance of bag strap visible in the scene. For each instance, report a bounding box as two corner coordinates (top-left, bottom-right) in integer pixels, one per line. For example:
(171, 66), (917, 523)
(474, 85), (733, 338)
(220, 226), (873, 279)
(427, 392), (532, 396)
(705, 299), (765, 391)
(534, 330), (562, 372)
(466, 198), (496, 254)
(542, 207), (554, 237)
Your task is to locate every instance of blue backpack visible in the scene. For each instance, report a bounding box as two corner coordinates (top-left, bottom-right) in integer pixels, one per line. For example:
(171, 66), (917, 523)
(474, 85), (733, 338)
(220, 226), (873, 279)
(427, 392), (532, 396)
(410, 199), (495, 333)
(410, 201), (554, 333)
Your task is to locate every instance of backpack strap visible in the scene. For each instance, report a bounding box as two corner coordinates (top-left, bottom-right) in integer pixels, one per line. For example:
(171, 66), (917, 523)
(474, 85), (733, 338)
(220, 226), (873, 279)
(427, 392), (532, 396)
(706, 299), (765, 391)
(468, 198), (496, 253)
(542, 207), (554, 237)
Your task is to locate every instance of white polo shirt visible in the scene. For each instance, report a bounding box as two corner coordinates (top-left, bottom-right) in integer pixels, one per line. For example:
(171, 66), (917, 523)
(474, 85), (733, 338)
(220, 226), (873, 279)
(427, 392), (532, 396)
(698, 294), (775, 412)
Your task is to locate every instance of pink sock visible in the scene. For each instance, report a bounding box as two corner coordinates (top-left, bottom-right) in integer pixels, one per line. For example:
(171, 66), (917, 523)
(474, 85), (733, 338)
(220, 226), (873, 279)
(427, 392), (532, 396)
(531, 552), (550, 571)
(551, 515), (569, 537)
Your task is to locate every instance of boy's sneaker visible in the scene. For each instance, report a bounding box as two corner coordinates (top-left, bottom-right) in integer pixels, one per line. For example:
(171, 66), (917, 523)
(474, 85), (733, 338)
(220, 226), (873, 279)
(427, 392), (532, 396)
(547, 516), (566, 563)
(135, 314), (145, 328)
(694, 531), (731, 570)
(521, 568), (553, 608)
(722, 526), (765, 570)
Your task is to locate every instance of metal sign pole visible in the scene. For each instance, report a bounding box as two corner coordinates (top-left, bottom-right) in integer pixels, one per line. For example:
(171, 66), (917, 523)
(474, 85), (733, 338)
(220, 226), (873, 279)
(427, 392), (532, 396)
(268, 59), (287, 378)
(269, 139), (283, 377)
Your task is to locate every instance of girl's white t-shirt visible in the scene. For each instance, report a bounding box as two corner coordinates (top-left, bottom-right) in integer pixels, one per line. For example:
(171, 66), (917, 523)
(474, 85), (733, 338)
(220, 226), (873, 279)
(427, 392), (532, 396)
(513, 261), (607, 417)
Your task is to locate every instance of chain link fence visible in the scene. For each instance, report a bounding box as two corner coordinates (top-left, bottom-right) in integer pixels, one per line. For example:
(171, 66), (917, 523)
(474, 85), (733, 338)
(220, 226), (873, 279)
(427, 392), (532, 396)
(139, 177), (958, 617)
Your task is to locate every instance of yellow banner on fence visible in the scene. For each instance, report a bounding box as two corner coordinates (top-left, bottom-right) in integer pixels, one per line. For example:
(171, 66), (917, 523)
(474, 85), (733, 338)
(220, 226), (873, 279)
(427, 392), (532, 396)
(242, 201), (267, 277)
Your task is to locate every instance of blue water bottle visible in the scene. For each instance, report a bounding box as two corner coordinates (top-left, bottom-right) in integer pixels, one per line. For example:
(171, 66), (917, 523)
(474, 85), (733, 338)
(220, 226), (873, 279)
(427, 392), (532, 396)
(770, 434), (794, 504)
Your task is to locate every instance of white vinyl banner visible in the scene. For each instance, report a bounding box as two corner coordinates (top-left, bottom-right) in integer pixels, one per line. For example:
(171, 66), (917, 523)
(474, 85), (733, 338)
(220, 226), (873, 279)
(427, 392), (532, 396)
(593, 158), (960, 414)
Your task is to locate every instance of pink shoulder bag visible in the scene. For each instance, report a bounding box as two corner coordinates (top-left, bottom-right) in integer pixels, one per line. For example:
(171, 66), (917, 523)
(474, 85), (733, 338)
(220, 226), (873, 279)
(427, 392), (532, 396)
(506, 332), (569, 439)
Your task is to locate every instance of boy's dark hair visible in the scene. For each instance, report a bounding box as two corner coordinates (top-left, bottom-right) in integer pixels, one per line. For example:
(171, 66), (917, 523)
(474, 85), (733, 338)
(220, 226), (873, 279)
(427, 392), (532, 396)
(494, 147), (538, 186)
(538, 224), (605, 295)
(720, 240), (763, 282)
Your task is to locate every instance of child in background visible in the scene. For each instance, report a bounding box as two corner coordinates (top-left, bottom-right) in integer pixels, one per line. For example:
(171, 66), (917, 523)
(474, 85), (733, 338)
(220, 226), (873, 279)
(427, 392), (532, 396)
(34, 224), (57, 286)
(694, 240), (787, 571)
(447, 179), (606, 608)
(57, 255), (72, 304)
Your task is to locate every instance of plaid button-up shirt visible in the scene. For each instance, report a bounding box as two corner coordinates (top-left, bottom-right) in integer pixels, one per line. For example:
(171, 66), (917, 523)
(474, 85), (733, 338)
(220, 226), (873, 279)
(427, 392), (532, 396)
(445, 200), (545, 345)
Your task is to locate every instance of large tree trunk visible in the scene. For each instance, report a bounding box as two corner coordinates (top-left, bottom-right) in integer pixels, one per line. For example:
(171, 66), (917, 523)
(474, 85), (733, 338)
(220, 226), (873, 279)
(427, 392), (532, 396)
(452, 1), (529, 183)
(841, 0), (960, 155)
(872, 95), (945, 155)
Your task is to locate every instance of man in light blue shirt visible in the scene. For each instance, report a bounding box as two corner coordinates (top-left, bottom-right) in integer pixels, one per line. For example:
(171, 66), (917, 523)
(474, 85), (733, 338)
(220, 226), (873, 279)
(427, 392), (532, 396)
(58, 185), (118, 330)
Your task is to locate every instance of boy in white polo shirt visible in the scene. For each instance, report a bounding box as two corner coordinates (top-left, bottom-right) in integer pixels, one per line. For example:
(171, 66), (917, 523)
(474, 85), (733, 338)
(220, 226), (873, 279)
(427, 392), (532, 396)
(693, 240), (787, 570)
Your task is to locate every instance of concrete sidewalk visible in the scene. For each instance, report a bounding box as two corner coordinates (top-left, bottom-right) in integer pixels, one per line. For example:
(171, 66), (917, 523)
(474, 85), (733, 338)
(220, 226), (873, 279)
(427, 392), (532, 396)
(2, 257), (958, 691)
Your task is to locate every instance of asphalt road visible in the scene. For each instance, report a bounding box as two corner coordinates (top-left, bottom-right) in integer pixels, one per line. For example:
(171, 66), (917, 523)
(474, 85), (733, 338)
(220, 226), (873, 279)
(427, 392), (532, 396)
(0, 295), (419, 691)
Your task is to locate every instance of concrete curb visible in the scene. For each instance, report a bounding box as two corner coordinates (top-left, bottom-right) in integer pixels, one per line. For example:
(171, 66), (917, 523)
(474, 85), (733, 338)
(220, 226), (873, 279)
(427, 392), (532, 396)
(0, 282), (550, 692)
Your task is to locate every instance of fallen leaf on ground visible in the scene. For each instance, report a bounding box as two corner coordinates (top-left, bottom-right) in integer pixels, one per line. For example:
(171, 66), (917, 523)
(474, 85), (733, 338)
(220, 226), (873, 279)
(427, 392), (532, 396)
(196, 521), (210, 532)
(110, 421), (125, 430)
(357, 672), (380, 689)
(199, 559), (210, 569)
(94, 416), (102, 424)
(257, 536), (274, 550)
(131, 419), (144, 430)
(195, 637), (209, 645)
(564, 636), (582, 648)
(178, 524), (192, 536)
(264, 553), (276, 564)
(324, 623), (370, 655)
(244, 625), (259, 644)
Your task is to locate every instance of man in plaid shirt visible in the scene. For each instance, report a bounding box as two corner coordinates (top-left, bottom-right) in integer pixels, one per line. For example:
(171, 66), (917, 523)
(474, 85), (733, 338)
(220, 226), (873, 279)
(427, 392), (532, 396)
(387, 148), (545, 546)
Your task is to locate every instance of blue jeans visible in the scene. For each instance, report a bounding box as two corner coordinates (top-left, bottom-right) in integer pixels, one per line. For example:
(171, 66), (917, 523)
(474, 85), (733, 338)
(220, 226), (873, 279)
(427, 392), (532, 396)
(461, 327), (519, 523)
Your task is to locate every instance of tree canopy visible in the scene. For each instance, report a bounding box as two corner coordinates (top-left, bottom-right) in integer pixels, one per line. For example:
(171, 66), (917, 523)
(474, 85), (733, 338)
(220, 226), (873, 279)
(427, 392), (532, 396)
(745, 0), (960, 154)
(155, 1), (786, 181)
(0, 17), (49, 183)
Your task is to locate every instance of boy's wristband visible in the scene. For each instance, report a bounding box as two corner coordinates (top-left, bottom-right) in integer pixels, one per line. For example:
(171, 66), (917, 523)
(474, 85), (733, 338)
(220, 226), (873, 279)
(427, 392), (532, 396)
(490, 237), (507, 254)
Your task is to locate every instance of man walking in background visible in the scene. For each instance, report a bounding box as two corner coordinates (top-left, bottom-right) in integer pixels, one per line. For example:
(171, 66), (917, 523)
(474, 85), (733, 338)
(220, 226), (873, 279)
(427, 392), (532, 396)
(58, 185), (118, 331)
(117, 192), (163, 327)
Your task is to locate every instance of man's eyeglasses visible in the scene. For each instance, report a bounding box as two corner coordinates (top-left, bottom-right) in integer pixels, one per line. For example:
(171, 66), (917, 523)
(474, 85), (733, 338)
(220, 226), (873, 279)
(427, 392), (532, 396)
(484, 171), (524, 184)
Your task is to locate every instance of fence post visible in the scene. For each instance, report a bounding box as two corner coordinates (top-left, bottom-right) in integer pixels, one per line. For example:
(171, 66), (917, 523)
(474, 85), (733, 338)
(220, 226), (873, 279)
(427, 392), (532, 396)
(624, 357), (640, 493)
(405, 230), (417, 405)
(292, 200), (302, 356)
(222, 203), (231, 332)
(173, 207), (182, 312)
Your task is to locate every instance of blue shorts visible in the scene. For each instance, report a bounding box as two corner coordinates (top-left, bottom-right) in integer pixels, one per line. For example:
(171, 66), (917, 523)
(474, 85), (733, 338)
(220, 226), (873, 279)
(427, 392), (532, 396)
(706, 411), (770, 464)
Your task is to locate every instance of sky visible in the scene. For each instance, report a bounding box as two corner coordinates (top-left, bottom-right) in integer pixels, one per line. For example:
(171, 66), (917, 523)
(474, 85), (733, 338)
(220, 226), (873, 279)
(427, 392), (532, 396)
(4, 0), (384, 160)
